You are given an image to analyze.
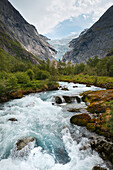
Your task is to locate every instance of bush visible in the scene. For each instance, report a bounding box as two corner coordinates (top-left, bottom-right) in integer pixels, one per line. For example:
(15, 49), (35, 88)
(0, 80), (7, 96)
(26, 69), (34, 80)
(7, 75), (18, 89)
(36, 70), (50, 80)
(15, 72), (30, 84)
(0, 71), (8, 79)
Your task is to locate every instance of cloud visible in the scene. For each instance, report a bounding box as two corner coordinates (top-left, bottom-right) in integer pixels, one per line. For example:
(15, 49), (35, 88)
(9, 0), (113, 35)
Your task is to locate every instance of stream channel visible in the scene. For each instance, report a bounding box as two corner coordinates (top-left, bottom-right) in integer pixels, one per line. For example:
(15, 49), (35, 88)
(0, 82), (110, 170)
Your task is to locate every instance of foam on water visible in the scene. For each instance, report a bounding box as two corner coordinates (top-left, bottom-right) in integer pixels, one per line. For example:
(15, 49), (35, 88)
(0, 82), (108, 170)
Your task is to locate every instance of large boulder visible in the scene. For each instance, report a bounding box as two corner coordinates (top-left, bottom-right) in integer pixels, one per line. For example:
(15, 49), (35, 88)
(70, 113), (91, 126)
(54, 96), (62, 104)
(63, 96), (76, 103)
(16, 137), (36, 151)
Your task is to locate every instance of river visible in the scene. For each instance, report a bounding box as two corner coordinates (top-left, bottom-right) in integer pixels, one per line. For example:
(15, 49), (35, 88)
(0, 82), (109, 170)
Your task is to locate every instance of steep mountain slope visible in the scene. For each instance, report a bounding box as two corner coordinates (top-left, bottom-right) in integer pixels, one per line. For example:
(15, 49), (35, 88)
(0, 0), (56, 61)
(0, 20), (39, 65)
(62, 6), (113, 63)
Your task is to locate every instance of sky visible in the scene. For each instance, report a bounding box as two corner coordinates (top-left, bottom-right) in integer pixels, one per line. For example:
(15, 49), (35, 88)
(9, 0), (113, 39)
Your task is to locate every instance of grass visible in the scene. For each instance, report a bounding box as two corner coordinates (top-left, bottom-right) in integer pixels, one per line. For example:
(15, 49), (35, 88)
(58, 74), (113, 88)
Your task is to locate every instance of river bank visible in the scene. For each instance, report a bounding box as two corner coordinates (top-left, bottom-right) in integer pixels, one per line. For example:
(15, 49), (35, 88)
(1, 74), (113, 103)
(70, 89), (113, 165)
(59, 74), (113, 89)
(0, 80), (59, 103)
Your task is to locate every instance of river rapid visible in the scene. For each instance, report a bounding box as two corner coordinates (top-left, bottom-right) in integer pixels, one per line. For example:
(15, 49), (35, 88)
(0, 82), (109, 170)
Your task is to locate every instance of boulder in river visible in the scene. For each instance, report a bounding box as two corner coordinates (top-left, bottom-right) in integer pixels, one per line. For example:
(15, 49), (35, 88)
(86, 84), (91, 87)
(8, 118), (18, 122)
(63, 96), (76, 103)
(92, 166), (107, 170)
(70, 113), (91, 126)
(75, 96), (81, 103)
(61, 87), (69, 91)
(68, 108), (82, 112)
(54, 96), (62, 104)
(73, 86), (78, 88)
(16, 137), (36, 151)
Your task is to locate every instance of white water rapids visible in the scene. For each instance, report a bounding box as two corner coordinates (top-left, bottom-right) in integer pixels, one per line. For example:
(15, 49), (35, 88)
(0, 82), (109, 170)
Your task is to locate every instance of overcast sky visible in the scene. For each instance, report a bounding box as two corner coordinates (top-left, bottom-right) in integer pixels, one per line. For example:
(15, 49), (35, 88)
(9, 0), (113, 39)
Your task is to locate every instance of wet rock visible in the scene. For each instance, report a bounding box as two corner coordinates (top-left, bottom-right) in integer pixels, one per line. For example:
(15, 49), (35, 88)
(61, 87), (69, 91)
(16, 137), (36, 151)
(70, 113), (91, 126)
(86, 84), (91, 87)
(68, 108), (82, 112)
(75, 96), (81, 103)
(0, 96), (8, 103)
(8, 118), (18, 122)
(54, 96), (62, 104)
(90, 137), (113, 164)
(63, 96), (76, 103)
(92, 166), (107, 170)
(73, 85), (77, 88)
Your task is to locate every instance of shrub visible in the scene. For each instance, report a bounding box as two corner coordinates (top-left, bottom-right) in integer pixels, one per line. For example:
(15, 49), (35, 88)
(15, 72), (30, 84)
(36, 70), (50, 80)
(0, 71), (8, 79)
(7, 75), (18, 89)
(0, 80), (7, 96)
(26, 69), (34, 80)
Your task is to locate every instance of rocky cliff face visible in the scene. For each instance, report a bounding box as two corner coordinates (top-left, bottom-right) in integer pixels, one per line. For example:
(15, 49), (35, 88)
(0, 0), (56, 61)
(62, 6), (113, 63)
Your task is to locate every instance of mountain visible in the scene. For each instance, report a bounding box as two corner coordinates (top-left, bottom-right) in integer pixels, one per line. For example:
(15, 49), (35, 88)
(0, 0), (56, 61)
(49, 34), (78, 61)
(62, 6), (113, 63)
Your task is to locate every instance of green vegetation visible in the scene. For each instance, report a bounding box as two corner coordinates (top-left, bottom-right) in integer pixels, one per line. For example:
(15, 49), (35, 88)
(1, 46), (113, 102)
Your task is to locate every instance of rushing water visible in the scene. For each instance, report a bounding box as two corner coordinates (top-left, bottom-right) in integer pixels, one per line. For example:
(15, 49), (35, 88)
(0, 82), (109, 170)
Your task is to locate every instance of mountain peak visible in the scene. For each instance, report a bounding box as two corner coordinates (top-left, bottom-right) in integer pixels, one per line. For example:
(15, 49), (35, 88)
(62, 6), (113, 63)
(0, 0), (56, 61)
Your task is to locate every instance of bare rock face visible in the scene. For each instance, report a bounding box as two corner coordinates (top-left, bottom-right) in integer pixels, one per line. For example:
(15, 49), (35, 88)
(0, 0), (56, 61)
(63, 6), (113, 63)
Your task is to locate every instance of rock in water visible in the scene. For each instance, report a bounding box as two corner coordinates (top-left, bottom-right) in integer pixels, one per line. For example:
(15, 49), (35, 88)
(8, 118), (18, 122)
(54, 96), (62, 104)
(75, 96), (81, 103)
(63, 96), (76, 103)
(61, 87), (69, 91)
(70, 113), (91, 126)
(16, 137), (36, 151)
(92, 166), (107, 170)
